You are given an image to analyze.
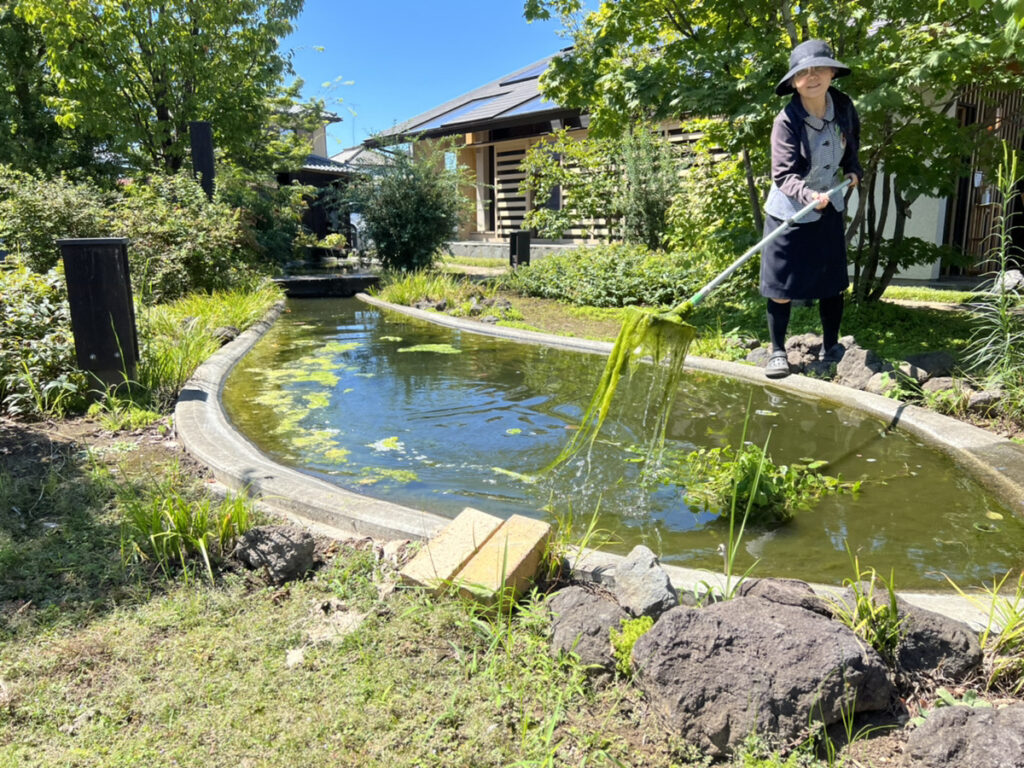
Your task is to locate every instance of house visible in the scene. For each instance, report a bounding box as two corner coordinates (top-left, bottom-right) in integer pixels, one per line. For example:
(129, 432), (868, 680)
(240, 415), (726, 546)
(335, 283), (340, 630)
(374, 54), (1023, 279)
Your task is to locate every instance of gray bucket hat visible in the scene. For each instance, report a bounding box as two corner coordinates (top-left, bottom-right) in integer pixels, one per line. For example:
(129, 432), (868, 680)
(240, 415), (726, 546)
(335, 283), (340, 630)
(775, 39), (850, 95)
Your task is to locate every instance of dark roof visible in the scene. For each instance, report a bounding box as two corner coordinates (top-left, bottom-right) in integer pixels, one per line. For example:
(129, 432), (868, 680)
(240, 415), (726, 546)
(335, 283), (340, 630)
(374, 49), (579, 141)
(299, 153), (349, 175)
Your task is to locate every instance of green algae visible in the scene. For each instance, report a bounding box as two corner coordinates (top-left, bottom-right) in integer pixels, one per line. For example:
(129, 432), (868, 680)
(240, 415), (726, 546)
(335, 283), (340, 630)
(358, 467), (419, 485)
(397, 343), (461, 355)
(550, 305), (697, 470)
(367, 436), (404, 452)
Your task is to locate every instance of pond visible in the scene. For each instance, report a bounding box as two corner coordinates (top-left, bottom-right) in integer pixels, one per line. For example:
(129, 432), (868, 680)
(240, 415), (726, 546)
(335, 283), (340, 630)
(223, 298), (1024, 589)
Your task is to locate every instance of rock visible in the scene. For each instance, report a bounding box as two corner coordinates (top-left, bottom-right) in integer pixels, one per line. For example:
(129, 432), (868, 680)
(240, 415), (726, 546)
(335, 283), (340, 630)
(830, 589), (982, 682)
(921, 376), (972, 395)
(865, 371), (899, 396)
(631, 597), (895, 756)
(967, 390), (1003, 415)
(901, 704), (1024, 767)
(903, 351), (956, 380)
(734, 577), (831, 616)
(211, 325), (240, 345)
(990, 268), (1024, 295)
(547, 585), (629, 672)
(896, 601), (982, 681)
(613, 545), (678, 619)
(746, 346), (771, 366)
(234, 525), (316, 584)
(835, 345), (894, 390)
(784, 333), (824, 368)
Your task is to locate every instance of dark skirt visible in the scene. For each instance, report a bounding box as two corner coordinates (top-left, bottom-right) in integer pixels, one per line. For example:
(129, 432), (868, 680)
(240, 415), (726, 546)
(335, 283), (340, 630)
(759, 206), (849, 300)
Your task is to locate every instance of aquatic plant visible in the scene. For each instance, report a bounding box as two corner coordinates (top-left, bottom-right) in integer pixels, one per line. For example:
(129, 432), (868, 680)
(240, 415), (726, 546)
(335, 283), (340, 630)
(665, 443), (861, 526)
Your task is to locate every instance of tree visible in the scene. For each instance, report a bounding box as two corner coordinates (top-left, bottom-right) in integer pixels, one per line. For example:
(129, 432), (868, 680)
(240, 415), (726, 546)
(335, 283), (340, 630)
(15, 0), (312, 174)
(0, 3), (107, 175)
(525, 0), (1024, 301)
(346, 142), (469, 271)
(519, 126), (680, 248)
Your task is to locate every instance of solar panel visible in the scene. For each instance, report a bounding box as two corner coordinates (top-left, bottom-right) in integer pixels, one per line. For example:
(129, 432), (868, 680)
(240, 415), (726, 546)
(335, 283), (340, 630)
(499, 61), (549, 86)
(410, 96), (501, 132)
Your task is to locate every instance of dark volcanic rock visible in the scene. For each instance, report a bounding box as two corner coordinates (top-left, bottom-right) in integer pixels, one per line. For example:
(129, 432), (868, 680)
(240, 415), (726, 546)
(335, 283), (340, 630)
(234, 525), (315, 584)
(901, 704), (1024, 767)
(613, 545), (678, 619)
(547, 585), (628, 672)
(631, 596), (895, 757)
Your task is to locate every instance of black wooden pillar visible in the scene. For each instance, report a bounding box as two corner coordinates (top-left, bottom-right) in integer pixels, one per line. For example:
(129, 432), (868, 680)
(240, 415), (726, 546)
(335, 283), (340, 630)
(189, 120), (215, 200)
(58, 238), (139, 390)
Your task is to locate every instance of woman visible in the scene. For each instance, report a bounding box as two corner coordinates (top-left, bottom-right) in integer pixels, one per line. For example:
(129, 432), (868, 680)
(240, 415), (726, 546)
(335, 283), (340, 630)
(761, 39), (862, 378)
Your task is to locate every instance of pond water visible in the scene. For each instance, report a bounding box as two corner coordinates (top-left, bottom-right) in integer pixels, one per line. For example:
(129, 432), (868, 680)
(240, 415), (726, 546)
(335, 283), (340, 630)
(223, 298), (1024, 588)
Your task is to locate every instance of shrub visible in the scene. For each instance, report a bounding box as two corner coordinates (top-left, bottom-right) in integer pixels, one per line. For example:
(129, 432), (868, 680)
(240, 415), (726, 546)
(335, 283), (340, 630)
(505, 243), (711, 308)
(217, 164), (312, 266)
(347, 142), (468, 271)
(0, 165), (108, 272)
(0, 262), (89, 418)
(108, 172), (256, 302)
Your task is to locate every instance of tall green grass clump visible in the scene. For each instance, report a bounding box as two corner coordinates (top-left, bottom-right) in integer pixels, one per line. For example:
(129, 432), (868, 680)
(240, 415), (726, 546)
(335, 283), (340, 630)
(962, 144), (1024, 423)
(120, 467), (254, 582)
(829, 549), (904, 666)
(133, 281), (283, 411)
(948, 570), (1024, 694)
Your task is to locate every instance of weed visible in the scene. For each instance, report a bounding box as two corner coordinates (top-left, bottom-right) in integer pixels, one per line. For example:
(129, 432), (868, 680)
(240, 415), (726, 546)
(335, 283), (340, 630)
(120, 474), (253, 582)
(666, 441), (860, 527)
(829, 548), (904, 666)
(325, 545), (381, 610)
(947, 570), (1024, 694)
(609, 615), (654, 676)
(909, 686), (992, 726)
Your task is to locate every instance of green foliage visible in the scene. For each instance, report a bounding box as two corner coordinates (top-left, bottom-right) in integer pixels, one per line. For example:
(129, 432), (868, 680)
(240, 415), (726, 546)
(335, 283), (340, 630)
(16, 0), (307, 174)
(829, 550), (904, 666)
(853, 237), (970, 303)
(663, 443), (860, 527)
(609, 615), (654, 676)
(519, 129), (619, 241)
(910, 686), (992, 726)
(619, 124), (681, 250)
(519, 126), (681, 247)
(665, 119), (762, 263)
(109, 172), (254, 302)
(0, 262), (88, 418)
(217, 164), (313, 266)
(948, 570), (1024, 695)
(135, 282), (283, 411)
(0, 6), (107, 176)
(0, 165), (109, 272)
(325, 545), (382, 611)
(961, 146), (1024, 421)
(121, 476), (253, 583)
(505, 243), (709, 308)
(347, 142), (468, 271)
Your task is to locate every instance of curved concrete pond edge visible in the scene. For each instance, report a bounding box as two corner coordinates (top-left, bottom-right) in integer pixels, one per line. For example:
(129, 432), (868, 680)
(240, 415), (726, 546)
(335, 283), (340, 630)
(175, 295), (1024, 627)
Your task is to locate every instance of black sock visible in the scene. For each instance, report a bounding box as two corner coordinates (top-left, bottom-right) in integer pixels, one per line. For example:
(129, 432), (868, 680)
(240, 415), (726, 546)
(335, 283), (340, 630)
(766, 300), (791, 352)
(819, 294), (844, 350)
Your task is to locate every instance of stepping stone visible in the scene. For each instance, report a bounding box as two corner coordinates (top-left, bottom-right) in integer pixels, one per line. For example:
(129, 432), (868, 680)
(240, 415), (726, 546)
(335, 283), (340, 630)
(399, 507), (504, 593)
(454, 514), (552, 604)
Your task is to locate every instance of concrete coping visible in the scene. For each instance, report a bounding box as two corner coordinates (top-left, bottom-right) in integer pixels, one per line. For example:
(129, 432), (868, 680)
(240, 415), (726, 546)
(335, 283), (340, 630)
(175, 294), (1024, 629)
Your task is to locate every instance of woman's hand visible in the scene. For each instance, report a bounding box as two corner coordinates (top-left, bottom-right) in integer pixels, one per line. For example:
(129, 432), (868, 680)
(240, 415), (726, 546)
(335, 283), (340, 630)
(845, 172), (859, 190)
(814, 193), (831, 210)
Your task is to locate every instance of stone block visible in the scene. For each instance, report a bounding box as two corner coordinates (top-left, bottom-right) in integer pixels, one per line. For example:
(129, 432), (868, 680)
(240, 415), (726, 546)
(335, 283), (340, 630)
(399, 507), (503, 592)
(454, 514), (552, 603)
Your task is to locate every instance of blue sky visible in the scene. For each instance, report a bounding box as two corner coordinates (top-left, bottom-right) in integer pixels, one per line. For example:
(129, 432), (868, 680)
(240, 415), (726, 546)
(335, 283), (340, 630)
(280, 1), (578, 155)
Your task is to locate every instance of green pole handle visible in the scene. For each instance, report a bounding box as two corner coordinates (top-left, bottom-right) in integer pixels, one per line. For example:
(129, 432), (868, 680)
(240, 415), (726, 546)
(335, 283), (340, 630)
(672, 178), (853, 314)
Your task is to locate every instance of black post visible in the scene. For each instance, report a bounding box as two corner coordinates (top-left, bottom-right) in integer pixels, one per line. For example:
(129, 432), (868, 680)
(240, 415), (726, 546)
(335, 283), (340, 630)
(58, 238), (139, 390)
(189, 120), (215, 200)
(509, 230), (531, 268)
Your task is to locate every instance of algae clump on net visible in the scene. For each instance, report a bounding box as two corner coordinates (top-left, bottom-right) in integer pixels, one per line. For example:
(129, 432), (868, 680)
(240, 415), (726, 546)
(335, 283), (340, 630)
(549, 305), (697, 470)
